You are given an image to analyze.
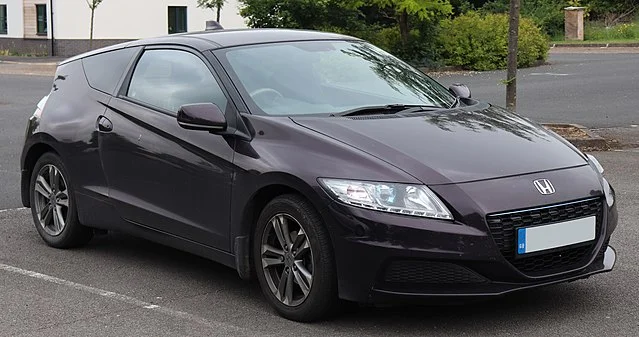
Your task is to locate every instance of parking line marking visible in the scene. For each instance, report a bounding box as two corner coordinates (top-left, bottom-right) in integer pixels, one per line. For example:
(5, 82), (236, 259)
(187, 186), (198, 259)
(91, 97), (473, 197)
(0, 207), (27, 213)
(0, 263), (254, 335)
(529, 72), (573, 76)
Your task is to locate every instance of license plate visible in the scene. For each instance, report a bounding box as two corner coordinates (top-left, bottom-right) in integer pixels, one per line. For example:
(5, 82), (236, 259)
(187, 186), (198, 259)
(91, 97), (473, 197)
(517, 216), (596, 255)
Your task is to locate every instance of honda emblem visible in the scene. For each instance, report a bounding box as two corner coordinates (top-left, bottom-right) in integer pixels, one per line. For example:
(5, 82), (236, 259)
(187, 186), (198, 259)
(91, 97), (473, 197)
(533, 179), (555, 195)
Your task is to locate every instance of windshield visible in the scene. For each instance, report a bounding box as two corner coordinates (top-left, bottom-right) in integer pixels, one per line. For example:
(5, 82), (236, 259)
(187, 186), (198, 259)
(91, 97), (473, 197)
(218, 41), (456, 116)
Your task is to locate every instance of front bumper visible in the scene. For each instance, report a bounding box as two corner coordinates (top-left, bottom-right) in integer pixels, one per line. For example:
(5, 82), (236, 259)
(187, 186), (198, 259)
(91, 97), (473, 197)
(370, 246), (615, 302)
(326, 196), (617, 303)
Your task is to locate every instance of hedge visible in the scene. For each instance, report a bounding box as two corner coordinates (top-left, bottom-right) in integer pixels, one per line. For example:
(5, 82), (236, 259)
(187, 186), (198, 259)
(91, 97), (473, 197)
(439, 12), (549, 71)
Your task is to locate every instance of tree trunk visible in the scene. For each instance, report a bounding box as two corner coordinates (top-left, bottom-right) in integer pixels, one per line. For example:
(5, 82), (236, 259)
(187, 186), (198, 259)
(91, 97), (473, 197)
(90, 8), (95, 49)
(216, 5), (221, 22)
(506, 0), (520, 111)
(398, 9), (409, 46)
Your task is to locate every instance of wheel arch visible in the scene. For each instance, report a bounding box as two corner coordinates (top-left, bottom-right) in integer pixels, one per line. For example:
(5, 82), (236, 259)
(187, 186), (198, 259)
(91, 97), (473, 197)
(232, 172), (333, 280)
(21, 136), (63, 208)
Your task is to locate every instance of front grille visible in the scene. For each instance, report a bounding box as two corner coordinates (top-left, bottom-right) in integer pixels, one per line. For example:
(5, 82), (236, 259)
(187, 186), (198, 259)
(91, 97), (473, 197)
(383, 260), (487, 284)
(486, 198), (603, 276)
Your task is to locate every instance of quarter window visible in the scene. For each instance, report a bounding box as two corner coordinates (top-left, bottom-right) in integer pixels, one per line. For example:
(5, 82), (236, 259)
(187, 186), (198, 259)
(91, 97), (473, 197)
(126, 49), (228, 114)
(36, 4), (47, 35)
(168, 6), (187, 34)
(83, 48), (138, 95)
(0, 5), (7, 35)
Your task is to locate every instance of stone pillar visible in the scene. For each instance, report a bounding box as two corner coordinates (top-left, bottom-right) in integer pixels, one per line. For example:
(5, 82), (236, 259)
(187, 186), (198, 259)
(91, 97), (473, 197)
(564, 7), (586, 41)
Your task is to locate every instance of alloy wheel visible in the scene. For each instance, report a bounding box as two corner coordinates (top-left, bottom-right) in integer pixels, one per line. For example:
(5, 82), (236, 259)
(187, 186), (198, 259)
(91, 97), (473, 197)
(33, 164), (70, 236)
(260, 213), (314, 306)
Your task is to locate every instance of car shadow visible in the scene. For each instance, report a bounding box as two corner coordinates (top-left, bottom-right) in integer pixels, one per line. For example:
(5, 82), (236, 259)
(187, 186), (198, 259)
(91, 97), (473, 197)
(328, 285), (601, 333)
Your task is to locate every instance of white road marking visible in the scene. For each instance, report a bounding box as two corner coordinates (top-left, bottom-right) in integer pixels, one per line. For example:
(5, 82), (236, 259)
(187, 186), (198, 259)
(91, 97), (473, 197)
(0, 207), (27, 213)
(529, 73), (573, 76)
(0, 263), (253, 335)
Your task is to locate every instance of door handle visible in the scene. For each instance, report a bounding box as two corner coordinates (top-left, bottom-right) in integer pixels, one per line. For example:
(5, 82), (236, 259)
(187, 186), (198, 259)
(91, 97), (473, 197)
(97, 116), (113, 132)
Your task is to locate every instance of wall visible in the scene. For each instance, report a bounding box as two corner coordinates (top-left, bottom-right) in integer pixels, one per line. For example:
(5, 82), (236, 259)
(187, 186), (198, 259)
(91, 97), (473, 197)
(0, 0), (48, 55)
(1, 0), (24, 38)
(215, 0), (246, 29)
(23, 0), (50, 39)
(1, 0), (247, 56)
(53, 0), (246, 40)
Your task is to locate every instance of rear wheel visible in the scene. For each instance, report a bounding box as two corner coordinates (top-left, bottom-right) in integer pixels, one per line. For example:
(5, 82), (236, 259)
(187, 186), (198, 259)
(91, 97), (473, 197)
(30, 153), (93, 248)
(253, 194), (338, 322)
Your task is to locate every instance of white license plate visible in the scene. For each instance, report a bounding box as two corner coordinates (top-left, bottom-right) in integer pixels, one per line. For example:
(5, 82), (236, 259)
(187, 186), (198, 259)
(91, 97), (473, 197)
(517, 216), (596, 255)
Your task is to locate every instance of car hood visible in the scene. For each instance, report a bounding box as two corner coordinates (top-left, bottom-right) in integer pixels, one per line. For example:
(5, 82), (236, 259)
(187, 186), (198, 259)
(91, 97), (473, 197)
(291, 104), (588, 185)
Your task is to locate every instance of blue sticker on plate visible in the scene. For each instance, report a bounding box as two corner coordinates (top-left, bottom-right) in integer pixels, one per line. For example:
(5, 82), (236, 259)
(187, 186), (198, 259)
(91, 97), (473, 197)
(517, 228), (526, 254)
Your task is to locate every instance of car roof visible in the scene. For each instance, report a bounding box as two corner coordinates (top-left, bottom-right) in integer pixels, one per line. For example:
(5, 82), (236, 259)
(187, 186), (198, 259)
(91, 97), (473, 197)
(177, 28), (358, 47)
(60, 29), (359, 65)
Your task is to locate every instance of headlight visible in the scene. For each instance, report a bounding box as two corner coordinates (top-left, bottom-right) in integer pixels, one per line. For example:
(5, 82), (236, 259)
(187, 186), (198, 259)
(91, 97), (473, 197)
(318, 178), (453, 220)
(586, 154), (604, 174)
(602, 177), (614, 207)
(587, 154), (614, 206)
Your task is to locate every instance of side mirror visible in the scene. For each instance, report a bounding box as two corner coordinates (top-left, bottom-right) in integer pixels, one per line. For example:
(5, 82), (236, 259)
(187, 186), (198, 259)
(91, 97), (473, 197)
(177, 103), (227, 132)
(448, 83), (471, 99)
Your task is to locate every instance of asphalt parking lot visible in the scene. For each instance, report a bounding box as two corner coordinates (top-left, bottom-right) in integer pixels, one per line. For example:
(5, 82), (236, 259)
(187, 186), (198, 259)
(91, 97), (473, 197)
(1, 52), (639, 336)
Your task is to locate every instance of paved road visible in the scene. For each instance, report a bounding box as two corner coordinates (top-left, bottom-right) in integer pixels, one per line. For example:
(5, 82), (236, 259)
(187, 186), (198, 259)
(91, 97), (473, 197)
(435, 52), (639, 128)
(0, 75), (52, 209)
(1, 53), (639, 336)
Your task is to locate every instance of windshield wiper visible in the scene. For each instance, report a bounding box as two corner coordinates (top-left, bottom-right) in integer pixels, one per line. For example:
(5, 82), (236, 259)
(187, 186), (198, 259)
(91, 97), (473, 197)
(449, 96), (460, 109)
(332, 104), (445, 117)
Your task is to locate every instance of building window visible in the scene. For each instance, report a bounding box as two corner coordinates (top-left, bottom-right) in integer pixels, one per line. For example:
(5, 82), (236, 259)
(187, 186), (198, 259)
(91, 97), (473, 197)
(168, 6), (187, 34)
(0, 5), (7, 35)
(36, 4), (47, 35)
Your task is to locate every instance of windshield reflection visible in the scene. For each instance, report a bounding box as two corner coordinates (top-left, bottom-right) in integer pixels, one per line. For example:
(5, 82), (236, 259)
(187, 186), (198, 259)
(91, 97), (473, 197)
(222, 41), (456, 116)
(340, 43), (454, 107)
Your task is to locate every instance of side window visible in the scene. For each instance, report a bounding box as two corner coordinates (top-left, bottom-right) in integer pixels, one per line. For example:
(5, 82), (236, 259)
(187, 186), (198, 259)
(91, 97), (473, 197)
(83, 48), (137, 95)
(126, 49), (228, 114)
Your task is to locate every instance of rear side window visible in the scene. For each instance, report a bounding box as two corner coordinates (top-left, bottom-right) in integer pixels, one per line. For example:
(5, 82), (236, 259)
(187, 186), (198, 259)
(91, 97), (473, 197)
(126, 49), (228, 114)
(82, 48), (137, 95)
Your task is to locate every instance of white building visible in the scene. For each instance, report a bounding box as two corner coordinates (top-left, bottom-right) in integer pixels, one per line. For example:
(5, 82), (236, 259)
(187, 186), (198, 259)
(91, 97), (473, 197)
(0, 0), (246, 56)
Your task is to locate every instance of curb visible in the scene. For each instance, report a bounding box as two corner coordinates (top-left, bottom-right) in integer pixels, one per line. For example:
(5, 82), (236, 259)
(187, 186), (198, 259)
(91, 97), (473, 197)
(550, 42), (639, 48)
(543, 123), (610, 151)
(0, 60), (59, 66)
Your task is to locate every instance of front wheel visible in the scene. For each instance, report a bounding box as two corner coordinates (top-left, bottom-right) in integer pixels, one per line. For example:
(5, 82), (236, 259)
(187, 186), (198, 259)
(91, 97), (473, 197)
(253, 194), (338, 322)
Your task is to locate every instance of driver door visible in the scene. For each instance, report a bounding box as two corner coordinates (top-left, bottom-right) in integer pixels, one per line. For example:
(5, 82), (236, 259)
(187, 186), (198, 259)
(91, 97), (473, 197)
(99, 47), (236, 250)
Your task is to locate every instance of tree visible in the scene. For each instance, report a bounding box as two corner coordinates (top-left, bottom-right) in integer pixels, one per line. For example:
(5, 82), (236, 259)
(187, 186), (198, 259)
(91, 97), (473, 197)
(86, 0), (104, 49)
(585, 0), (638, 26)
(239, 0), (363, 29)
(238, 0), (452, 65)
(239, 0), (451, 46)
(365, 0), (453, 45)
(506, 0), (520, 111)
(197, 0), (226, 23)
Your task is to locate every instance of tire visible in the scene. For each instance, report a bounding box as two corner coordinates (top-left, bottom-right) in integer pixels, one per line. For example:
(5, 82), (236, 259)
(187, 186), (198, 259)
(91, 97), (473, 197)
(29, 152), (93, 248)
(253, 194), (338, 322)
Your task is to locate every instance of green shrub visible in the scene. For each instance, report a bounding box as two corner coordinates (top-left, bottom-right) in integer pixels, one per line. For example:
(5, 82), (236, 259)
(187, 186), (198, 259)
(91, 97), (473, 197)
(585, 22), (639, 40)
(439, 12), (549, 71)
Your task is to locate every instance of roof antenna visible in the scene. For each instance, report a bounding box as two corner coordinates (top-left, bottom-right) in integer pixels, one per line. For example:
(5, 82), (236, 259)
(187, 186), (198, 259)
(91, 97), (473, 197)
(206, 21), (224, 31)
